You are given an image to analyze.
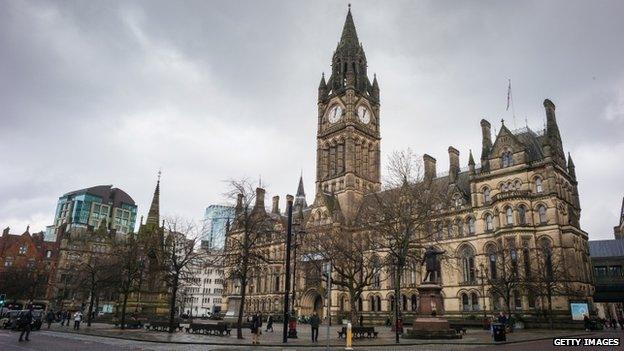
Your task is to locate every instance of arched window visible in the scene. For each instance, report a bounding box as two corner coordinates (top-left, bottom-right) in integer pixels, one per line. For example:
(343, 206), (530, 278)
(411, 295), (417, 311)
(505, 207), (514, 226)
(468, 217), (476, 235)
(358, 297), (363, 311)
(535, 177), (543, 193)
(514, 180), (522, 190)
(471, 292), (479, 311)
(537, 205), (547, 224)
(488, 246), (498, 280)
(491, 293), (501, 311)
(540, 238), (553, 279)
(389, 295), (395, 311)
(376, 296), (382, 312)
(513, 290), (522, 310)
(518, 205), (527, 225)
(462, 293), (470, 311)
(483, 187), (491, 204)
(456, 219), (464, 237)
(485, 214), (494, 231)
(402, 294), (408, 311)
(501, 151), (513, 167)
(461, 246), (476, 283)
(370, 295), (375, 311)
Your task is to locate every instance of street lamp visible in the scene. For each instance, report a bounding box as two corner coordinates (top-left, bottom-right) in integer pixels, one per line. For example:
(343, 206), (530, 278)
(283, 195), (294, 343)
(478, 263), (488, 329)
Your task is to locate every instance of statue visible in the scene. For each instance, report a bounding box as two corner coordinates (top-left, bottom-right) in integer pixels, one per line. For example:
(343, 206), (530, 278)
(421, 246), (446, 283)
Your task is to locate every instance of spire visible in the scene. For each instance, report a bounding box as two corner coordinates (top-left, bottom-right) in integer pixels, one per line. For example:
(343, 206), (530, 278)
(294, 175), (307, 211)
(468, 149), (475, 175)
(543, 99), (566, 167)
(338, 4), (359, 50)
(567, 152), (576, 179)
(318, 73), (328, 101)
(145, 171), (160, 227)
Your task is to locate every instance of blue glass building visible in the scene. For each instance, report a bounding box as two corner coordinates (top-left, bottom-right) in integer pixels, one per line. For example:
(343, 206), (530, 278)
(51, 185), (137, 240)
(202, 205), (235, 249)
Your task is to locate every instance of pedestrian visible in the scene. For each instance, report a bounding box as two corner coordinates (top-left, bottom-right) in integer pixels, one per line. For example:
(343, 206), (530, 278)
(359, 314), (363, 326)
(250, 312), (261, 345)
(65, 310), (71, 326)
(60, 310), (66, 326)
(45, 309), (55, 329)
(73, 310), (83, 330)
(18, 306), (34, 342)
(265, 315), (274, 332)
(310, 311), (320, 342)
(583, 314), (590, 332)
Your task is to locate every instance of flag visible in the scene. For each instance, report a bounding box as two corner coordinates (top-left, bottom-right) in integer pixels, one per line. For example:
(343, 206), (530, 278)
(506, 79), (511, 111)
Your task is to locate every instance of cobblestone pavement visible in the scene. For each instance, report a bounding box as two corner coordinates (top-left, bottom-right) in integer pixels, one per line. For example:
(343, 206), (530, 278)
(1, 324), (621, 350)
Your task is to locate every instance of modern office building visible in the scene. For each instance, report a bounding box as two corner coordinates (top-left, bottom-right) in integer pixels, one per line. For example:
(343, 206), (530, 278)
(202, 205), (234, 249)
(49, 185), (137, 240)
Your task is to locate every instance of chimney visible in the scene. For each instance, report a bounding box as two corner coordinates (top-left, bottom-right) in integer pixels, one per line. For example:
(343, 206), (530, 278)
(2, 227), (9, 236)
(254, 188), (266, 213)
(423, 154), (437, 179)
(235, 194), (243, 214)
(448, 146), (460, 183)
(480, 119), (492, 160)
(544, 99), (556, 124)
(286, 194), (294, 213)
(272, 195), (280, 214)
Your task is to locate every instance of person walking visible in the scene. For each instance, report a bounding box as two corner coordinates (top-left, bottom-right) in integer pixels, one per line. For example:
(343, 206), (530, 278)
(64, 310), (71, 327)
(583, 314), (590, 332)
(45, 309), (55, 329)
(60, 310), (66, 326)
(310, 311), (320, 342)
(265, 315), (274, 332)
(18, 306), (34, 342)
(250, 312), (261, 345)
(73, 310), (83, 330)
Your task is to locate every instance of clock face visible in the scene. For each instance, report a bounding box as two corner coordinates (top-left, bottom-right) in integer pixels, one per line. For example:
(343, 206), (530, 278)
(357, 105), (371, 124)
(327, 105), (343, 123)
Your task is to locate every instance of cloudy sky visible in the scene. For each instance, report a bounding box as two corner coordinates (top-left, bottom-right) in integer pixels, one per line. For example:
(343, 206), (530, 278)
(1, 0), (623, 240)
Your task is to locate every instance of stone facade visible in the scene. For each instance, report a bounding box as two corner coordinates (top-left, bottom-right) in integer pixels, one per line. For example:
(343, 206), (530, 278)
(223, 7), (593, 323)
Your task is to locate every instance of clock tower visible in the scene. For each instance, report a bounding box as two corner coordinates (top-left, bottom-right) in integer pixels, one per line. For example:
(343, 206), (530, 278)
(315, 6), (380, 219)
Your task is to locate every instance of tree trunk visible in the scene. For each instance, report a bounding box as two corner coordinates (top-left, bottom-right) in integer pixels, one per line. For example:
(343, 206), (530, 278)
(547, 292), (553, 330)
(120, 291), (129, 330)
(169, 275), (179, 333)
(87, 282), (95, 327)
(236, 278), (247, 339)
(349, 294), (358, 324)
(394, 267), (402, 344)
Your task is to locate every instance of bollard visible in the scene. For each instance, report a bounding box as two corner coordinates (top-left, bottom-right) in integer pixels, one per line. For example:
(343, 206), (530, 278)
(345, 322), (353, 350)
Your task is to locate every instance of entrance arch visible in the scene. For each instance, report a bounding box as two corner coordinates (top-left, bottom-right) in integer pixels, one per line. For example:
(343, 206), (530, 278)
(300, 289), (324, 317)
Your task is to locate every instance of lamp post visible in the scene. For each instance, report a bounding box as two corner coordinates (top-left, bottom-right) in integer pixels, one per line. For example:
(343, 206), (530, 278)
(282, 195), (294, 343)
(478, 263), (488, 329)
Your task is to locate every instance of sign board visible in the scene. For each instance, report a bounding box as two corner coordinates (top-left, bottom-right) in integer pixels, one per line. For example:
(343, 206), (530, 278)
(570, 302), (589, 321)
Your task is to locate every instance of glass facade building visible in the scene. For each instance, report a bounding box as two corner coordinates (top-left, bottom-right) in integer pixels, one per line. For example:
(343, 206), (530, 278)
(202, 205), (235, 249)
(50, 185), (137, 240)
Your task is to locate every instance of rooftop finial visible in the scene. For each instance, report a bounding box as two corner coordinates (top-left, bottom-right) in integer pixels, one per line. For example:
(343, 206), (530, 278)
(157, 168), (162, 182)
(348, 3), (351, 10)
(501, 118), (505, 126)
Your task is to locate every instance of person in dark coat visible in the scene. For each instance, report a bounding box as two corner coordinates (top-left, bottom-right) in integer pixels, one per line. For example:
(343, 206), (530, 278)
(265, 315), (274, 332)
(583, 314), (590, 331)
(250, 312), (261, 345)
(45, 309), (55, 329)
(310, 311), (320, 342)
(18, 306), (34, 342)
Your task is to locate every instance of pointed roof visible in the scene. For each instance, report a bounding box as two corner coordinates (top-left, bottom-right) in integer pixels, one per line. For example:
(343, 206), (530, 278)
(296, 175), (305, 197)
(145, 174), (160, 227)
(338, 5), (359, 50)
(567, 152), (575, 167)
(468, 150), (475, 165)
(294, 175), (308, 210)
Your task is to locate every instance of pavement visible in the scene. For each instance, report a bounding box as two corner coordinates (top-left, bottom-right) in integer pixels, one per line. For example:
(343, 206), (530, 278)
(0, 323), (622, 350)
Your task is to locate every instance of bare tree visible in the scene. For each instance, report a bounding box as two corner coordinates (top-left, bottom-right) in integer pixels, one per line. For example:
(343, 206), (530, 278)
(485, 240), (523, 316)
(223, 179), (273, 339)
(0, 264), (50, 302)
(359, 149), (450, 343)
(110, 234), (145, 329)
(75, 255), (117, 326)
(527, 241), (586, 329)
(303, 228), (382, 323)
(160, 217), (206, 333)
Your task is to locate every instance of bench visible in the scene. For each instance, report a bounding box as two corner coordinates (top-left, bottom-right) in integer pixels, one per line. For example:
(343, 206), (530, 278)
(185, 323), (231, 336)
(146, 320), (182, 332)
(337, 326), (378, 339)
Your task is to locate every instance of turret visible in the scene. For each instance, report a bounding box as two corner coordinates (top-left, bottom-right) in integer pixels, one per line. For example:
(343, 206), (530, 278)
(468, 149), (476, 175)
(318, 73), (328, 101)
(543, 99), (566, 167)
(272, 195), (280, 214)
(253, 187), (266, 214)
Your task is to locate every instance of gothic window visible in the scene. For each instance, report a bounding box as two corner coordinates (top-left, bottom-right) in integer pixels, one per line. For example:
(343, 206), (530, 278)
(411, 294), (417, 311)
(462, 293), (470, 311)
(518, 205), (527, 225)
(358, 297), (363, 311)
(505, 206), (514, 226)
(485, 213), (494, 231)
(535, 177), (543, 193)
(523, 242), (531, 279)
(537, 205), (547, 224)
(501, 151), (513, 167)
(471, 292), (479, 311)
(491, 293), (501, 310)
(389, 295), (395, 311)
(376, 296), (382, 312)
(483, 187), (491, 204)
(369, 295), (375, 312)
(488, 246), (498, 280)
(467, 217), (476, 235)
(540, 238), (553, 279)
(461, 246), (476, 283)
(456, 219), (464, 237)
(513, 290), (522, 310)
(510, 246), (519, 276)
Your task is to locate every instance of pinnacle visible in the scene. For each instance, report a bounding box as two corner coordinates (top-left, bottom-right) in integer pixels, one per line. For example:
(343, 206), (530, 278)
(338, 5), (360, 50)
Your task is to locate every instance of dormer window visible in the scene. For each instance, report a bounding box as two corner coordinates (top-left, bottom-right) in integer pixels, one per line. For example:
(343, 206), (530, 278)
(18, 245), (27, 255)
(501, 151), (513, 168)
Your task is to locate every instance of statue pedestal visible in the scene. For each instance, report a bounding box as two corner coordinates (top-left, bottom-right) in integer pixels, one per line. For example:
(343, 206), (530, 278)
(223, 295), (241, 324)
(404, 283), (461, 339)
